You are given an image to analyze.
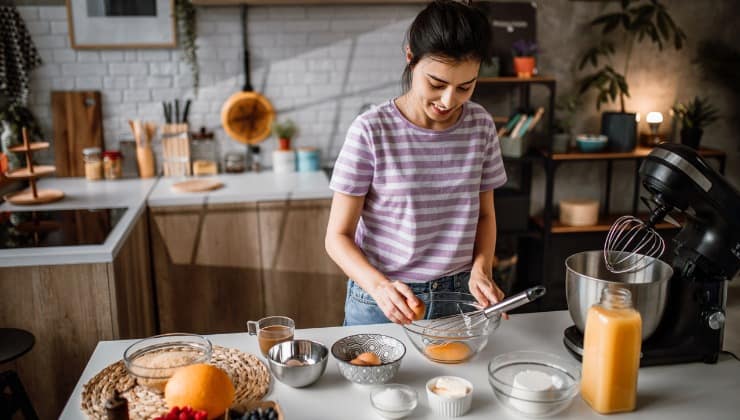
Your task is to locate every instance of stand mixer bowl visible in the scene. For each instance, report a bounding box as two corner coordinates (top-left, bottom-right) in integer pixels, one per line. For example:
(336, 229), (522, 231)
(565, 250), (673, 340)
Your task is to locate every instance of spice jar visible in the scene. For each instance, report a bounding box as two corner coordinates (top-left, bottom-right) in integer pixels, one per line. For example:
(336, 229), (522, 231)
(83, 147), (102, 181)
(190, 126), (218, 173)
(103, 151), (123, 180)
(224, 152), (246, 173)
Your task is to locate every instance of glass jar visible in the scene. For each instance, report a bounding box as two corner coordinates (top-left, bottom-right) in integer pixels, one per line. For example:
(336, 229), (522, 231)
(83, 147), (102, 181)
(190, 126), (218, 173)
(581, 287), (641, 414)
(103, 151), (123, 180)
(224, 152), (246, 173)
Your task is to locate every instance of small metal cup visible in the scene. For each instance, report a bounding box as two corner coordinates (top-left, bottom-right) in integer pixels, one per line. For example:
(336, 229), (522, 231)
(267, 339), (328, 388)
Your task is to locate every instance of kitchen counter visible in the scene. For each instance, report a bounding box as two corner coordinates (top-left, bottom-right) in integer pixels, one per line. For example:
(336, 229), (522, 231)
(147, 171), (332, 207)
(61, 311), (740, 419)
(0, 177), (157, 267)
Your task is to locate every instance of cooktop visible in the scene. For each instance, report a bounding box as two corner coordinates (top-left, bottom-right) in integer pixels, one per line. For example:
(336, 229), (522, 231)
(0, 208), (127, 249)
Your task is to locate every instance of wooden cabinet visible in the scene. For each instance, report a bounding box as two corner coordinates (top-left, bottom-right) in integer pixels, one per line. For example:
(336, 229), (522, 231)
(193, 0), (427, 5)
(0, 214), (155, 419)
(150, 198), (346, 333)
(149, 203), (264, 334)
(258, 199), (345, 328)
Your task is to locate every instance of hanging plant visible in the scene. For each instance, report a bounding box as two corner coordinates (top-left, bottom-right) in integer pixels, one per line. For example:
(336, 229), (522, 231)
(176, 0), (199, 95)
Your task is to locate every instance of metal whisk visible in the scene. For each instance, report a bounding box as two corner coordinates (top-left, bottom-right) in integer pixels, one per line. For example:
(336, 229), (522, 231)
(425, 286), (546, 333)
(603, 215), (666, 273)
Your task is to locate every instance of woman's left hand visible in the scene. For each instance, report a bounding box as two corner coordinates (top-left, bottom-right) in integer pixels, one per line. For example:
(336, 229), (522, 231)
(469, 269), (507, 319)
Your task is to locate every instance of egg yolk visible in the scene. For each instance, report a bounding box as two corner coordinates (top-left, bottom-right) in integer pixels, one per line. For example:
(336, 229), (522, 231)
(350, 351), (381, 366)
(424, 342), (472, 363)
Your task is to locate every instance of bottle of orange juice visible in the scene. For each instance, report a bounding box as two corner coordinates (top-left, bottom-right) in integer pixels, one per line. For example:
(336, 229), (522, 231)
(580, 287), (642, 414)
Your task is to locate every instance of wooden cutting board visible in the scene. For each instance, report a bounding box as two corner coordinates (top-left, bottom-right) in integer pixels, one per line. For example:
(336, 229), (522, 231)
(52, 91), (104, 177)
(171, 179), (224, 193)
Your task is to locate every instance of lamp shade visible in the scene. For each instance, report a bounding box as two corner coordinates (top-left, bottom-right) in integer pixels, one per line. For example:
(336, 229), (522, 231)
(646, 112), (663, 124)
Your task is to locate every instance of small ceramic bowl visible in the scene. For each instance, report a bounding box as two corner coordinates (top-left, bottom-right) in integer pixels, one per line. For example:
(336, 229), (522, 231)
(267, 339), (328, 388)
(123, 333), (212, 393)
(370, 383), (418, 419)
(331, 334), (405, 385)
(576, 134), (608, 152)
(488, 351), (580, 418)
(426, 376), (474, 417)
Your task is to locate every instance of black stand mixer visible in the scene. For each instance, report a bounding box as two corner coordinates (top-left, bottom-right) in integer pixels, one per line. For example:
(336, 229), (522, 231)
(564, 143), (740, 366)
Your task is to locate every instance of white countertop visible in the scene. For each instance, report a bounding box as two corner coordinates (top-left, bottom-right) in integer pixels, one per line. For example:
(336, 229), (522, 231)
(60, 311), (740, 420)
(147, 171), (333, 207)
(0, 178), (157, 267)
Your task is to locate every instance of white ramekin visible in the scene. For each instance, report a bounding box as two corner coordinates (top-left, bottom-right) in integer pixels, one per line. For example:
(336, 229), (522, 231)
(426, 376), (474, 417)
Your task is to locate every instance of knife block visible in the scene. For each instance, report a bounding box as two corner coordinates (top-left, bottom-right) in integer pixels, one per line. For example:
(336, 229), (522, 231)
(161, 123), (191, 176)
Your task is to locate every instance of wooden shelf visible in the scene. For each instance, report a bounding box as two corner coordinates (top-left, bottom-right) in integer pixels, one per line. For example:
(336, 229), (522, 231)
(192, 0), (428, 5)
(532, 214), (681, 234)
(478, 76), (556, 84)
(8, 142), (50, 153)
(541, 146), (726, 161)
(4, 165), (56, 180)
(4, 165), (56, 179)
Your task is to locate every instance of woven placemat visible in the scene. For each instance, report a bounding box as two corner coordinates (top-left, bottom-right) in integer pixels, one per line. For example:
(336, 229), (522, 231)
(81, 345), (270, 419)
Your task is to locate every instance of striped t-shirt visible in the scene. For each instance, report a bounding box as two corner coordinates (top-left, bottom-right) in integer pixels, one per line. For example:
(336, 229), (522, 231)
(329, 99), (507, 283)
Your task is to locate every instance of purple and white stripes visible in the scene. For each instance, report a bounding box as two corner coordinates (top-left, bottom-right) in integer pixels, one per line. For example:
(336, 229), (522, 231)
(330, 99), (507, 283)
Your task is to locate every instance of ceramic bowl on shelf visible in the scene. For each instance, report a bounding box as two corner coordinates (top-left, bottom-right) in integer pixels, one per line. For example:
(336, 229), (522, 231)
(123, 333), (212, 393)
(488, 351), (580, 417)
(402, 292), (499, 364)
(331, 334), (405, 385)
(576, 134), (608, 152)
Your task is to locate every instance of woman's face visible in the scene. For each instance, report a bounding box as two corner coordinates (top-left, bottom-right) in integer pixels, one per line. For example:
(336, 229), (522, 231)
(406, 55), (480, 129)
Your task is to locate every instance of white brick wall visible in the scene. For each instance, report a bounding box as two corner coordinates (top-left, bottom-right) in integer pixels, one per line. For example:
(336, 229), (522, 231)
(22, 4), (420, 167)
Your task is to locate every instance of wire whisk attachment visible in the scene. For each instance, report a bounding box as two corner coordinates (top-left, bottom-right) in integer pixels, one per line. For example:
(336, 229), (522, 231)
(604, 215), (666, 273)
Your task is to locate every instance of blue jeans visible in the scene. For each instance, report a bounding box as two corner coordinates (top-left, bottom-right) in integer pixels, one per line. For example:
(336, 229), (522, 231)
(343, 271), (472, 326)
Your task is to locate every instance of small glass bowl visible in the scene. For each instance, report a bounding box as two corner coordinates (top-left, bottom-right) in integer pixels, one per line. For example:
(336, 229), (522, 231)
(488, 351), (580, 418)
(123, 333), (212, 393)
(369, 384), (418, 419)
(402, 292), (499, 364)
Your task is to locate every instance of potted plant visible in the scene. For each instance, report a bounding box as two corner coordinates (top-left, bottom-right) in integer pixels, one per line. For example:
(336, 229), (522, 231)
(671, 96), (719, 149)
(175, 0), (199, 95)
(511, 40), (537, 78)
(553, 94), (581, 153)
(272, 119), (297, 151)
(577, 0), (686, 152)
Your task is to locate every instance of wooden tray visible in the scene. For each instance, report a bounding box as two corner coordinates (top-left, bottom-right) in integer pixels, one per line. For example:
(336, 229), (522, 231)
(4, 188), (64, 205)
(171, 179), (223, 193)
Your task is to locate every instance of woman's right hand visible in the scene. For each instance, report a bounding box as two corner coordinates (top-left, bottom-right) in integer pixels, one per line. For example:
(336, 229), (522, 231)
(369, 280), (419, 324)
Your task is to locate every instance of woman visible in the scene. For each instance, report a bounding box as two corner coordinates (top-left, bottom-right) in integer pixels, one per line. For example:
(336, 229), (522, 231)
(325, 0), (507, 326)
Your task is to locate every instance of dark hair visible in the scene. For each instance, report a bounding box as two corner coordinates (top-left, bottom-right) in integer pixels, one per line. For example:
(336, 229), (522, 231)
(402, 0), (493, 92)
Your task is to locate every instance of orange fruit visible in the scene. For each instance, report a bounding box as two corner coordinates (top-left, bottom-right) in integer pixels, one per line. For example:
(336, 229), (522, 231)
(409, 298), (425, 321)
(424, 342), (472, 363)
(164, 364), (235, 420)
(350, 351), (381, 366)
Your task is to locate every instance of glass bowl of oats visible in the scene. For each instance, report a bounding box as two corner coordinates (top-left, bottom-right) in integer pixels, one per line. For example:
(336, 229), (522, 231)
(123, 333), (213, 392)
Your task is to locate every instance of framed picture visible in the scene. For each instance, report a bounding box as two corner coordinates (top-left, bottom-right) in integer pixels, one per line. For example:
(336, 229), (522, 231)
(66, 0), (176, 49)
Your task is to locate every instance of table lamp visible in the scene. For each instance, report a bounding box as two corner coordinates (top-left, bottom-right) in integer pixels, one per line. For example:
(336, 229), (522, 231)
(641, 111), (665, 147)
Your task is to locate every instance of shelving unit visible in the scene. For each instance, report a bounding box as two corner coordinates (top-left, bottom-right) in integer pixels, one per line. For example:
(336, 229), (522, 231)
(472, 76), (555, 297)
(3, 127), (64, 205)
(524, 144), (727, 310)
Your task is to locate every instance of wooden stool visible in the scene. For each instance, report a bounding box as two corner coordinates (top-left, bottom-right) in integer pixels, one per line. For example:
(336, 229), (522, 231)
(0, 328), (38, 420)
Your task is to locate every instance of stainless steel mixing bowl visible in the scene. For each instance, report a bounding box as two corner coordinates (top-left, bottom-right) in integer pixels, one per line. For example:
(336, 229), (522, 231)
(267, 339), (328, 387)
(565, 250), (673, 340)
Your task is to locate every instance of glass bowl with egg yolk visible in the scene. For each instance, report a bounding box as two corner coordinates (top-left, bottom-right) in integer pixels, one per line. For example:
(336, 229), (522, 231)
(488, 351), (581, 417)
(402, 292), (500, 364)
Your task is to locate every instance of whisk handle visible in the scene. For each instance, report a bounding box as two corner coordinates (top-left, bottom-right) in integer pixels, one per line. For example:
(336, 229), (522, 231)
(482, 286), (546, 318)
